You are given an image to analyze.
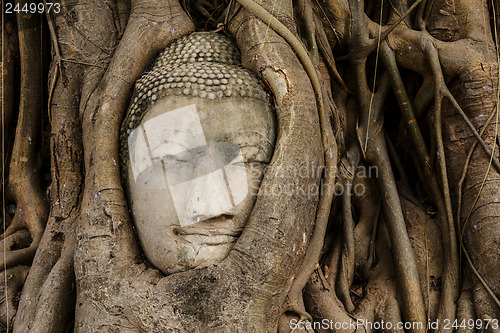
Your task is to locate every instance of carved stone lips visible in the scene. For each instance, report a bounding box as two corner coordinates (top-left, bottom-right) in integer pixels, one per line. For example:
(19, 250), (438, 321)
(173, 225), (243, 245)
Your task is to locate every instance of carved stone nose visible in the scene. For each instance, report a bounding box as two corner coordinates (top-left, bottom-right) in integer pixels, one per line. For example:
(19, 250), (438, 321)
(183, 169), (234, 226)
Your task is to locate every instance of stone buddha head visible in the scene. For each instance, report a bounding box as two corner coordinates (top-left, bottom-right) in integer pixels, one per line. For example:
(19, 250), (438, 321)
(120, 32), (276, 275)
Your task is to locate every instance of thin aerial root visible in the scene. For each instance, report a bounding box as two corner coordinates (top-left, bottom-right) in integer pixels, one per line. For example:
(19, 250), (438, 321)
(362, 201), (380, 279)
(363, 0), (424, 56)
(324, 234), (342, 286)
(463, 247), (500, 308)
(315, 264), (331, 291)
(336, 178), (355, 312)
(426, 42), (460, 330)
(295, 0), (318, 62)
(370, 134), (427, 332)
(388, 0), (410, 27)
(413, 76), (435, 118)
(45, 5), (63, 77)
(415, 0), (428, 29)
(47, 65), (58, 127)
(442, 89), (500, 173)
(315, 20), (350, 92)
(384, 130), (410, 187)
(456, 108), (496, 238)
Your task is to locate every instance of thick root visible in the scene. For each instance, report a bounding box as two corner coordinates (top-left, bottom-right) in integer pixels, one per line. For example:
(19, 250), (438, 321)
(0, 266), (30, 329)
(443, 64), (500, 309)
(6, 1), (49, 271)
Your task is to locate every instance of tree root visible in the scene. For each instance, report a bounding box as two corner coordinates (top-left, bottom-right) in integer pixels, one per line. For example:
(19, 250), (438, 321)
(24, 226), (76, 333)
(4, 2), (49, 271)
(347, 13), (427, 323)
(472, 283), (500, 331)
(11, 0), (128, 331)
(380, 39), (460, 328)
(350, 174), (379, 281)
(352, 221), (401, 333)
(294, 0), (318, 62)
(0, 215), (25, 242)
(463, 247), (500, 309)
(456, 108), (497, 239)
(361, 203), (380, 280)
(401, 198), (444, 320)
(0, 266), (30, 329)
(13, 51), (85, 333)
(453, 103), (500, 311)
(315, 18), (349, 93)
(0, 230), (31, 252)
(0, 16), (18, 185)
(336, 164), (357, 312)
(5, 0), (496, 330)
(324, 233), (342, 287)
(425, 41), (469, 328)
(303, 270), (352, 333)
(456, 289), (476, 333)
(74, 0), (332, 329)
(233, 0), (339, 321)
(434, 49), (500, 333)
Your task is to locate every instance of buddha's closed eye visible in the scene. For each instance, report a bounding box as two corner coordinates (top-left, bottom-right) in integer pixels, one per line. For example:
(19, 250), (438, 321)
(141, 140), (245, 185)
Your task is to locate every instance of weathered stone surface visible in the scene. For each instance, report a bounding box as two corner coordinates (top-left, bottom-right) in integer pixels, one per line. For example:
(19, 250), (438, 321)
(120, 32), (276, 275)
(120, 32), (269, 165)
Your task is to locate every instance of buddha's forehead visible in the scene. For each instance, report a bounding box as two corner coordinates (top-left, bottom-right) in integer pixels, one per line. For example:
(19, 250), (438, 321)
(139, 98), (275, 161)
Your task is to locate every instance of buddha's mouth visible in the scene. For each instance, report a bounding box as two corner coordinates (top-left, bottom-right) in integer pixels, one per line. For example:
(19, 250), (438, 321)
(173, 226), (243, 246)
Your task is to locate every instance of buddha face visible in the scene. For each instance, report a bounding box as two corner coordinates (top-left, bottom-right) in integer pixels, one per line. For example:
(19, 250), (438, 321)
(126, 96), (275, 274)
